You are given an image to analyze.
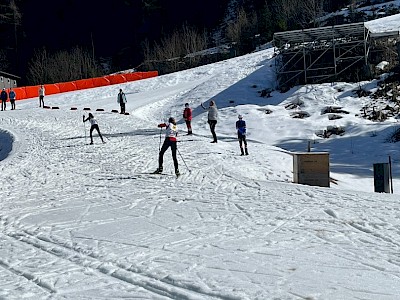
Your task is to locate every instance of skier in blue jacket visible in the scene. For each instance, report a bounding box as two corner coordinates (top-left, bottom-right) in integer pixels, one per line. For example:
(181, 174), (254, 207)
(236, 114), (248, 156)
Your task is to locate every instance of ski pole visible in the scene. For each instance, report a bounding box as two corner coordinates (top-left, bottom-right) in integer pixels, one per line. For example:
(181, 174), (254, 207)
(177, 147), (191, 173)
(158, 127), (162, 153)
(83, 114), (87, 144)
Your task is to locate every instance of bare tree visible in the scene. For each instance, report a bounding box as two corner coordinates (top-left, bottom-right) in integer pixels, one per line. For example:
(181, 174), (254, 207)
(0, 0), (22, 71)
(0, 50), (9, 71)
(27, 47), (102, 85)
(27, 48), (48, 84)
(142, 24), (207, 73)
(301, 0), (326, 27)
(272, 0), (327, 29)
(226, 7), (258, 54)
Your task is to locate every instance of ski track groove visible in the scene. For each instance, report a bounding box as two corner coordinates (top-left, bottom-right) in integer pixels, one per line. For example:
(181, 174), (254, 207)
(3, 227), (234, 300)
(0, 253), (56, 295)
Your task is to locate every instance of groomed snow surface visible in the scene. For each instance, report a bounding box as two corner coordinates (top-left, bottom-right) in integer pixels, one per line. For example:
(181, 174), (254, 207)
(1, 46), (400, 300)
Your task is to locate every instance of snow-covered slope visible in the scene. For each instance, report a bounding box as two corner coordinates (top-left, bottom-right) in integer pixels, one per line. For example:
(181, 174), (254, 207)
(0, 35), (400, 299)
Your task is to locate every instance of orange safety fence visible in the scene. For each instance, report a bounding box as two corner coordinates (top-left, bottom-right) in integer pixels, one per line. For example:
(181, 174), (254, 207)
(124, 72), (142, 81)
(44, 84), (61, 95)
(142, 71), (158, 79)
(104, 74), (127, 85)
(12, 87), (27, 100)
(12, 71), (158, 100)
(25, 85), (40, 98)
(92, 76), (111, 87)
(57, 81), (77, 93)
(74, 78), (95, 90)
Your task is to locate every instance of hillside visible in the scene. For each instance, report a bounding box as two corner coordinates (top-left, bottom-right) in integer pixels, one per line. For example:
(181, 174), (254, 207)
(0, 28), (400, 299)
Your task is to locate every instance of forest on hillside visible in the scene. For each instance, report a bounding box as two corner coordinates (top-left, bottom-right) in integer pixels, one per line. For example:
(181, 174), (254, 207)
(0, 0), (377, 85)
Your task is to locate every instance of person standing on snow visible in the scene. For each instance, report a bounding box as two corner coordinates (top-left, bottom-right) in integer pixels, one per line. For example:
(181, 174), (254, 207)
(83, 113), (105, 144)
(9, 88), (16, 110)
(38, 85), (45, 107)
(236, 114), (248, 156)
(154, 117), (180, 176)
(117, 88), (127, 114)
(183, 103), (193, 135)
(1, 88), (8, 111)
(201, 100), (218, 143)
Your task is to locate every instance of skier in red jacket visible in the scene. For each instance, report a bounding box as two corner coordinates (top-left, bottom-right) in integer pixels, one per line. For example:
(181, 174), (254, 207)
(183, 103), (192, 135)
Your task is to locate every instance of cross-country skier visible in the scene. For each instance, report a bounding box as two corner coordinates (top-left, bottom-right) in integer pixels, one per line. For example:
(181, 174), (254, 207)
(83, 113), (105, 144)
(153, 117), (180, 176)
(201, 100), (218, 143)
(183, 103), (192, 135)
(236, 114), (248, 156)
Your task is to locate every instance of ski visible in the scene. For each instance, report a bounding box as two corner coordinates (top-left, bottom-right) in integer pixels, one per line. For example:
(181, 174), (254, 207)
(148, 172), (181, 178)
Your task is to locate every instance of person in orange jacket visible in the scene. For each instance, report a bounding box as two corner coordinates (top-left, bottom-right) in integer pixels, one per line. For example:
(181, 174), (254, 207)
(183, 103), (192, 135)
(153, 117), (179, 176)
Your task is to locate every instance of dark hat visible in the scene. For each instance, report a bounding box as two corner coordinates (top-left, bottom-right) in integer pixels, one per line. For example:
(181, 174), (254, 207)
(168, 117), (175, 123)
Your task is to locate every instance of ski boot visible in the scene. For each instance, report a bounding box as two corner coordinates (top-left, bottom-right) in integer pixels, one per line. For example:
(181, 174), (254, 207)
(153, 167), (163, 174)
(175, 169), (180, 177)
(240, 148), (244, 156)
(245, 148), (249, 156)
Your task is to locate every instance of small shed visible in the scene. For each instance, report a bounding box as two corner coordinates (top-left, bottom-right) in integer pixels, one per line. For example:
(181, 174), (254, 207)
(0, 71), (20, 89)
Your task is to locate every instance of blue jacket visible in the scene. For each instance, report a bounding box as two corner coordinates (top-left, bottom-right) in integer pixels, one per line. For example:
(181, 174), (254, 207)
(9, 90), (16, 100)
(0, 90), (7, 101)
(236, 120), (246, 135)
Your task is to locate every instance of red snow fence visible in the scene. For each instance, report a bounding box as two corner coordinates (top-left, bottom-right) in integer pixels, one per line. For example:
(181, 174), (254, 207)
(57, 81), (77, 93)
(104, 74), (127, 85)
(124, 72), (142, 81)
(74, 78), (95, 90)
(92, 76), (111, 87)
(13, 87), (27, 100)
(25, 85), (40, 98)
(13, 71), (158, 101)
(44, 84), (61, 95)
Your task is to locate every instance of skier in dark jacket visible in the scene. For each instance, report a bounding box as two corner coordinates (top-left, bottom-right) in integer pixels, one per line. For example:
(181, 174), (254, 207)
(1, 88), (8, 111)
(117, 89), (127, 114)
(236, 114), (248, 155)
(83, 113), (105, 144)
(154, 117), (180, 176)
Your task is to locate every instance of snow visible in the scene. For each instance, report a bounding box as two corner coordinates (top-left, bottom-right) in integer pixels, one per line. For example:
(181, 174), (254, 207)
(1, 17), (400, 300)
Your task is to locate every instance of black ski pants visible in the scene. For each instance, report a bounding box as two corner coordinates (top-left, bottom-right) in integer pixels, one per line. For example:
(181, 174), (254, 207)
(207, 120), (217, 142)
(159, 138), (178, 171)
(120, 103), (126, 114)
(238, 133), (247, 149)
(90, 124), (104, 143)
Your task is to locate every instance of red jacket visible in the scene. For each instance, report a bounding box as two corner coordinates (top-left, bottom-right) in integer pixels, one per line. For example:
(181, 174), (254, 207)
(183, 107), (192, 121)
